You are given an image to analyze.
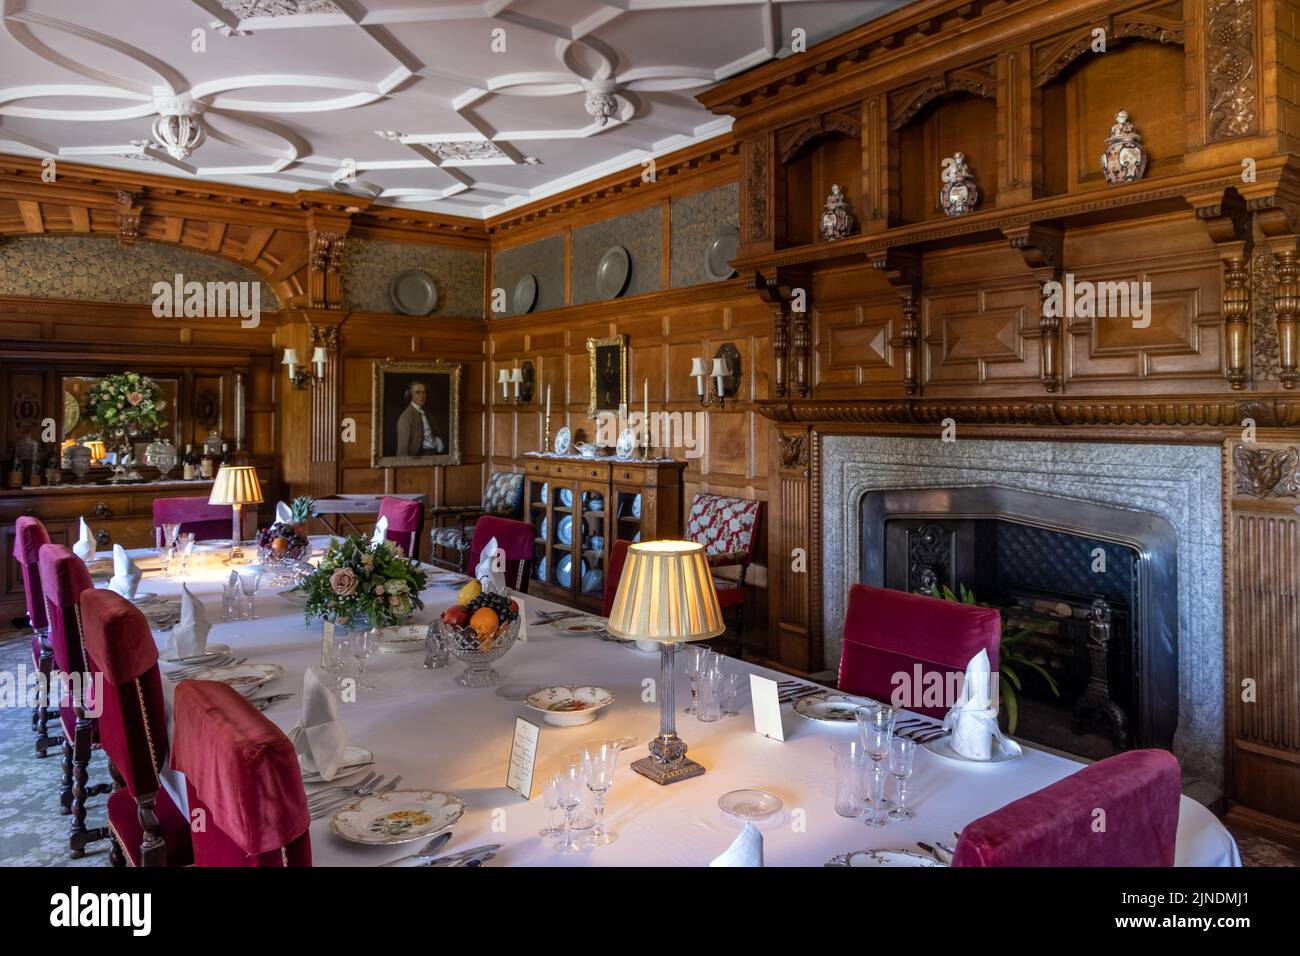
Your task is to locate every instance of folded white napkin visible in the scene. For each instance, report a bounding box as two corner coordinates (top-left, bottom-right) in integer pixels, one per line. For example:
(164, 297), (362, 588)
(108, 544), (142, 599)
(275, 501), (294, 524)
(942, 649), (1022, 761)
(73, 517), (96, 563)
(710, 823), (763, 867)
(475, 535), (506, 591)
(370, 515), (389, 547)
(166, 584), (210, 659)
(291, 668), (349, 781)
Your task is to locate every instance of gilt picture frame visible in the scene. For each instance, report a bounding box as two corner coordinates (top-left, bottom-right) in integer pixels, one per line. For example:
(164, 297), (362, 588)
(586, 334), (628, 419)
(371, 359), (461, 468)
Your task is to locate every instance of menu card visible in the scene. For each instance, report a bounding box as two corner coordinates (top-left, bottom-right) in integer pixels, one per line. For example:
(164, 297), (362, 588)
(506, 716), (541, 799)
(321, 620), (335, 671)
(507, 590), (528, 642)
(749, 674), (786, 742)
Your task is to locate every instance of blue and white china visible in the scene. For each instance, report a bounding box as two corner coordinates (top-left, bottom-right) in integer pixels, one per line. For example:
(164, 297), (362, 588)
(539, 482), (547, 502)
(557, 514), (574, 546)
(559, 487), (573, 508)
(588, 535), (604, 554)
(616, 428), (637, 460)
(537, 556), (547, 581)
(584, 492), (604, 512)
(581, 567), (603, 594)
(632, 531), (640, 543)
(576, 442), (599, 458)
(540, 516), (548, 540)
(557, 553), (574, 588)
(631, 494), (642, 518)
(553, 426), (571, 456)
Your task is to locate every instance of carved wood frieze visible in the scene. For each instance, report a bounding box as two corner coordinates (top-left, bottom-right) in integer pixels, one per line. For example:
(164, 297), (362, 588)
(888, 62), (996, 129)
(1232, 444), (1300, 498)
(1251, 245), (1282, 384)
(777, 109), (861, 164)
(742, 137), (769, 244)
(1032, 6), (1184, 88)
(1205, 0), (1258, 141)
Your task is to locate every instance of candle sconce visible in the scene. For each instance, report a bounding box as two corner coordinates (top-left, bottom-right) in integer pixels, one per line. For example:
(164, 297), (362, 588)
(691, 343), (741, 409)
(496, 360), (535, 405)
(283, 347), (327, 390)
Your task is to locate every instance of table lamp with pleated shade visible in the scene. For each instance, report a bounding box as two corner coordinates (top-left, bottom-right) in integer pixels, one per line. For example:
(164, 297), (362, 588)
(606, 540), (724, 785)
(208, 464), (263, 564)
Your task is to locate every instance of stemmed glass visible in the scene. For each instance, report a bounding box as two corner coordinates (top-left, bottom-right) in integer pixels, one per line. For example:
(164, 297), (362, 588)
(719, 671), (742, 717)
(539, 774), (564, 837)
(353, 628), (376, 691)
(579, 739), (622, 847)
(855, 703), (897, 829)
(162, 523), (181, 550)
(239, 571), (261, 619)
(159, 546), (175, 580)
(889, 737), (917, 821)
(330, 633), (352, 694)
(683, 644), (710, 715)
(552, 763), (586, 853)
(176, 533), (196, 577)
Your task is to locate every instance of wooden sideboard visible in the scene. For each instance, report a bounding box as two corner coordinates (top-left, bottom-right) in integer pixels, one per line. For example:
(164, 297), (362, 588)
(520, 455), (685, 612)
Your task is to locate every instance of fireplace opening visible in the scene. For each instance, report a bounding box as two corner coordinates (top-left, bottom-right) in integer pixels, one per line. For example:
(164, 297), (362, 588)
(861, 487), (1179, 763)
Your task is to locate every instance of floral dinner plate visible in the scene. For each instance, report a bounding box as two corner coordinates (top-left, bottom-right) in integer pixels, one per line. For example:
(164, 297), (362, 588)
(524, 685), (615, 726)
(370, 624), (427, 653)
(825, 849), (943, 868)
(792, 691), (871, 722)
(330, 789), (466, 846)
(188, 662), (283, 694)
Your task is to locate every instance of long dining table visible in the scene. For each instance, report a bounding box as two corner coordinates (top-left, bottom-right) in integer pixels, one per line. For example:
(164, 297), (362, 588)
(110, 546), (1240, 868)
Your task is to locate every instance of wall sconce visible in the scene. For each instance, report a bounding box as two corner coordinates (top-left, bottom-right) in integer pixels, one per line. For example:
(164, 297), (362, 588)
(495, 361), (535, 405)
(284, 347), (327, 389)
(690, 344), (741, 408)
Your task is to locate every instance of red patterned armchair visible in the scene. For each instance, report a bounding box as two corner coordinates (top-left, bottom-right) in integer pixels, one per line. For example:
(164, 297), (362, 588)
(684, 493), (763, 657)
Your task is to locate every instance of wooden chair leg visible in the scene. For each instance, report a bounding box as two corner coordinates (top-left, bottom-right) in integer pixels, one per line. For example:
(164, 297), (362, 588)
(69, 717), (108, 858)
(108, 834), (126, 868)
(34, 643), (60, 757)
(137, 792), (166, 867)
(59, 737), (73, 814)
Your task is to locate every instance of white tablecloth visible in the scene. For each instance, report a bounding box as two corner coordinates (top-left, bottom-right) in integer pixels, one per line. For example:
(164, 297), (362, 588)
(125, 553), (1239, 867)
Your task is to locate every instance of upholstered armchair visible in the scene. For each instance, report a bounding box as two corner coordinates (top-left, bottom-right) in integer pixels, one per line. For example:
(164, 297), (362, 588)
(430, 471), (524, 572)
(684, 493), (763, 658)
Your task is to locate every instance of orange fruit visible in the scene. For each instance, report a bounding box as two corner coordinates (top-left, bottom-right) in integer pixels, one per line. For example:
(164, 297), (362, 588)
(469, 607), (499, 638)
(271, 537), (289, 554)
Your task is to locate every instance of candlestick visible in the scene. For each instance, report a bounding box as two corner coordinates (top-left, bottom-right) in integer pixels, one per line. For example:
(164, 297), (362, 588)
(546, 384), (551, 419)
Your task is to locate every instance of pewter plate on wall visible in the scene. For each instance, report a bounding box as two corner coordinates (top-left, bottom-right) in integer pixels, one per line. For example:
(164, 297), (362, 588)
(703, 224), (740, 281)
(596, 246), (630, 299)
(513, 273), (538, 314)
(388, 269), (438, 316)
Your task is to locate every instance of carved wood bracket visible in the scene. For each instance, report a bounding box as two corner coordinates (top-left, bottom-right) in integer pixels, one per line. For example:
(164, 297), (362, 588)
(750, 269), (812, 398)
(1004, 223), (1065, 393)
(1193, 187), (1255, 391)
(868, 249), (923, 395)
(114, 190), (142, 245)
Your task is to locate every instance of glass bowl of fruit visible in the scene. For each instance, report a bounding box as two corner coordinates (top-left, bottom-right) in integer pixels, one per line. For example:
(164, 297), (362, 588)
(438, 586), (521, 688)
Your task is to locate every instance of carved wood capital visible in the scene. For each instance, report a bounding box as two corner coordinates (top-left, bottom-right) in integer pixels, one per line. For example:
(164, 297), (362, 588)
(1232, 444), (1300, 498)
(114, 190), (142, 245)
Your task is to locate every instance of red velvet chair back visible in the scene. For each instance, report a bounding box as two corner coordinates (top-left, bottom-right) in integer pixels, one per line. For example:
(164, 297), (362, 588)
(469, 516), (535, 593)
(14, 515), (50, 631)
(952, 749), (1182, 867)
(602, 539), (632, 617)
(171, 680), (311, 867)
(37, 543), (94, 676)
(837, 584), (1001, 718)
(152, 496), (231, 546)
(79, 589), (167, 800)
(378, 496), (424, 557)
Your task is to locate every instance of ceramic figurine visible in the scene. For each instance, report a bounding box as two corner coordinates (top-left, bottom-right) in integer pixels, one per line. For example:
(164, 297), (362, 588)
(819, 184), (856, 241)
(1100, 110), (1148, 185)
(939, 152), (979, 217)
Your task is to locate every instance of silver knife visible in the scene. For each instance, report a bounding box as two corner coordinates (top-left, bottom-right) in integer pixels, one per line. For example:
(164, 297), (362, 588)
(380, 830), (453, 867)
(416, 844), (502, 867)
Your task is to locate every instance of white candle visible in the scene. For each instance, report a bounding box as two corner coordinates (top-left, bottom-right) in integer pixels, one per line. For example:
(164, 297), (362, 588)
(644, 378), (649, 420)
(546, 385), (551, 418)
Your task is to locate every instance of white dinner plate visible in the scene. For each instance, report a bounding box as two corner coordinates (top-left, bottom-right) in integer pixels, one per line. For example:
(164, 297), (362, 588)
(923, 733), (1022, 765)
(718, 789), (783, 821)
(330, 789), (466, 846)
(792, 691), (871, 722)
(370, 624), (427, 653)
(825, 849), (942, 868)
(188, 662), (283, 694)
(162, 643), (231, 665)
(524, 685), (615, 726)
(300, 745), (374, 782)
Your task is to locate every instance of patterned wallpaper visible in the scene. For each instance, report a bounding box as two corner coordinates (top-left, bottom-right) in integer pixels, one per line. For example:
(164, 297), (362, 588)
(670, 183), (739, 288)
(492, 234), (566, 317)
(341, 238), (485, 318)
(0, 236), (278, 307)
(570, 205), (662, 305)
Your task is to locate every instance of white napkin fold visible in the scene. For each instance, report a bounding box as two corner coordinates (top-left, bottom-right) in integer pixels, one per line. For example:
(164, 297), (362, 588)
(275, 501), (294, 524)
(942, 649), (1022, 761)
(166, 584), (210, 659)
(73, 517), (96, 563)
(710, 823), (763, 867)
(475, 535), (506, 591)
(291, 669), (349, 781)
(108, 544), (142, 599)
(370, 515), (389, 547)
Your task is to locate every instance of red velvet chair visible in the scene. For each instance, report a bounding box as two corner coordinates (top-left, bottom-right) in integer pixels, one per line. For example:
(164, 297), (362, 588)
(684, 493), (763, 657)
(79, 589), (194, 867)
(602, 539), (632, 617)
(837, 584), (1001, 719)
(14, 516), (60, 757)
(171, 680), (312, 867)
(952, 749), (1182, 867)
(37, 543), (111, 857)
(378, 495), (424, 558)
(469, 515), (535, 593)
(152, 496), (232, 547)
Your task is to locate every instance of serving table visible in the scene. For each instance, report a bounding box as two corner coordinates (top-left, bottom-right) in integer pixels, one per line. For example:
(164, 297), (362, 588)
(123, 551), (1239, 868)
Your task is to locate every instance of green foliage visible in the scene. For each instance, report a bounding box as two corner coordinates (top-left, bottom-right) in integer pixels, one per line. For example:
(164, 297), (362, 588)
(289, 496), (316, 524)
(83, 372), (167, 434)
(296, 533), (428, 628)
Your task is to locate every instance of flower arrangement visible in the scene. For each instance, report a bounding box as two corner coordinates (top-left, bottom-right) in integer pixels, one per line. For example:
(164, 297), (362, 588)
(296, 533), (427, 628)
(83, 372), (167, 434)
(256, 496), (315, 562)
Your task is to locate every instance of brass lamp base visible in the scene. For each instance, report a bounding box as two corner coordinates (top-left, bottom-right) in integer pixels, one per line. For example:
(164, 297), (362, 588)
(631, 754), (704, 786)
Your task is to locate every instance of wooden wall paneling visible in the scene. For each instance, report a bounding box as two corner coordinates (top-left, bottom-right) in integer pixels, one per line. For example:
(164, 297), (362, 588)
(997, 45), (1036, 206)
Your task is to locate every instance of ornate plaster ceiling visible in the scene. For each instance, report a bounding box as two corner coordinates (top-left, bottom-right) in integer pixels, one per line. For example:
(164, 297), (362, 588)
(0, 0), (908, 218)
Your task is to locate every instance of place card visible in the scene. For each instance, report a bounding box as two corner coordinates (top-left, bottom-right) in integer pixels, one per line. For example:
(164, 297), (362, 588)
(750, 674), (786, 742)
(321, 619), (335, 671)
(507, 589), (528, 642)
(505, 716), (541, 799)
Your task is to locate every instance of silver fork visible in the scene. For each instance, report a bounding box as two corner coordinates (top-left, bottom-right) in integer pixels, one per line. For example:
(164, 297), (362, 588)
(165, 654), (234, 676)
(310, 774), (402, 820)
(167, 657), (246, 681)
(305, 772), (379, 811)
(306, 773), (383, 813)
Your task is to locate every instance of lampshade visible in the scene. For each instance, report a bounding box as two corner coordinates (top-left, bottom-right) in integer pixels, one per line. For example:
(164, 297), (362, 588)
(606, 540), (724, 643)
(282, 348), (300, 366)
(689, 357), (708, 378)
(208, 465), (263, 505)
(310, 347), (327, 365)
(497, 368), (510, 384)
(84, 440), (107, 463)
(509, 367), (523, 384)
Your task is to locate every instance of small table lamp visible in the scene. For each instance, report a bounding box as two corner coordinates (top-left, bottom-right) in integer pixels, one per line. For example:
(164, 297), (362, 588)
(208, 464), (263, 564)
(605, 540), (725, 785)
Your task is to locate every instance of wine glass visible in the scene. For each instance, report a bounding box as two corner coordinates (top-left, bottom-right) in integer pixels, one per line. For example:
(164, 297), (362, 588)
(162, 523), (181, 550)
(719, 671), (742, 717)
(552, 763), (586, 854)
(579, 739), (622, 847)
(855, 703), (897, 829)
(683, 644), (709, 715)
(239, 571), (261, 619)
(539, 774), (564, 837)
(176, 533), (196, 576)
(330, 633), (352, 694)
(889, 736), (917, 821)
(159, 546), (175, 580)
(353, 628), (376, 691)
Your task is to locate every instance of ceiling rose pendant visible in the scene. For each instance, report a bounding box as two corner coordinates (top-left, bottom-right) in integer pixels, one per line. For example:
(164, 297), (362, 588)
(151, 95), (206, 161)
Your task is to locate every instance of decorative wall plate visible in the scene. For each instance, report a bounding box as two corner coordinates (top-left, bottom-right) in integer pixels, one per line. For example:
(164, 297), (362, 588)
(387, 270), (438, 315)
(553, 425), (571, 455)
(596, 245), (631, 299)
(704, 224), (740, 280)
(513, 273), (538, 314)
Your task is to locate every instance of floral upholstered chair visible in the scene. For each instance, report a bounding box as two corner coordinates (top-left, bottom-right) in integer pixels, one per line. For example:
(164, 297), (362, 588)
(684, 493), (763, 657)
(429, 471), (525, 572)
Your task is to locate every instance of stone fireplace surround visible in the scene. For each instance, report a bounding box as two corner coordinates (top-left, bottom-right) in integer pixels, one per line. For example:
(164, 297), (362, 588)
(820, 436), (1224, 790)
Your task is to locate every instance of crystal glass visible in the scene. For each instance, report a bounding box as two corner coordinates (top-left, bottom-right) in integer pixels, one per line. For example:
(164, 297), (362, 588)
(696, 666), (723, 722)
(889, 736), (917, 821)
(539, 773), (564, 837)
(221, 582), (238, 622)
(330, 633), (353, 694)
(159, 546), (175, 580)
(422, 623), (449, 670)
(177, 533), (196, 576)
(683, 644), (709, 715)
(831, 740), (869, 818)
(239, 571), (261, 619)
(162, 523), (181, 549)
(719, 671), (742, 717)
(855, 703), (897, 829)
(552, 764), (586, 854)
(579, 740), (622, 847)
(353, 627), (376, 691)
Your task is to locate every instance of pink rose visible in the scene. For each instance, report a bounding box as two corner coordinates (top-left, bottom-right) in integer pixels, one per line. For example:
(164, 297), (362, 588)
(389, 595), (400, 607)
(374, 584), (385, 596)
(127, 391), (143, 406)
(329, 568), (358, 597)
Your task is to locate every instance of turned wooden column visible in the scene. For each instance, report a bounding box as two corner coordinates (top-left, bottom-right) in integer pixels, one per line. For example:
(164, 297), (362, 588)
(1222, 253), (1252, 390)
(1006, 223), (1065, 392)
(870, 249), (923, 396)
(1274, 247), (1300, 388)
